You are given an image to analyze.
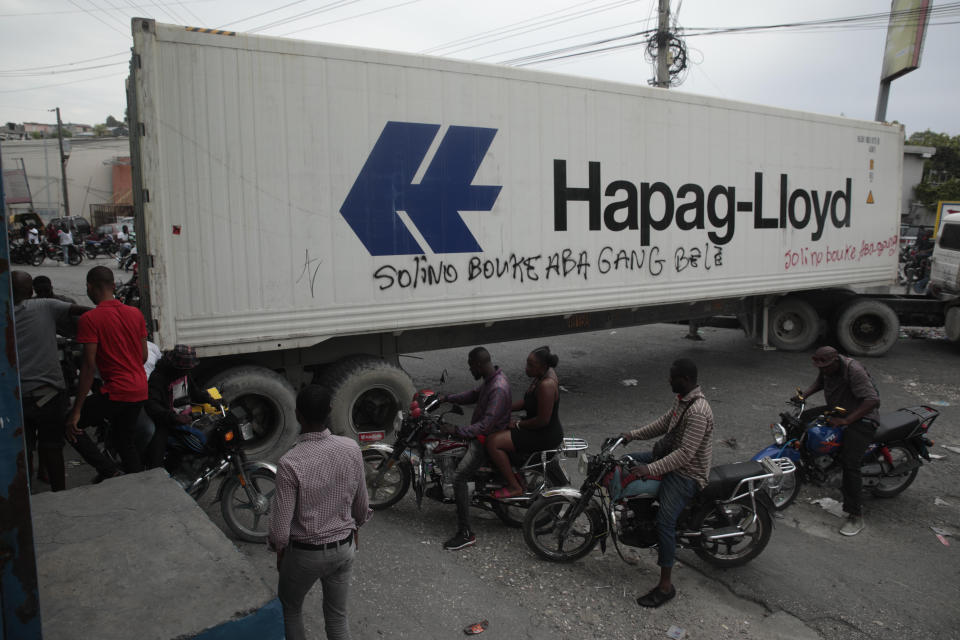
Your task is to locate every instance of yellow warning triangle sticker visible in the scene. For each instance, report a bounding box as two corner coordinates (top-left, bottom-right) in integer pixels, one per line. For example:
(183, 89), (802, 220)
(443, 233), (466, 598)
(866, 191), (875, 204)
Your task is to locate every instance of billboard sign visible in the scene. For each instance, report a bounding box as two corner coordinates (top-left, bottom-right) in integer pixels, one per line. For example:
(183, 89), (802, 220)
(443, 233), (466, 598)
(880, 0), (931, 82)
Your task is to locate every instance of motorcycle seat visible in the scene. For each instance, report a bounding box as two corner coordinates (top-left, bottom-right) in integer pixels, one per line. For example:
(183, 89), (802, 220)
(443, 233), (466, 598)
(872, 411), (919, 443)
(700, 461), (764, 501)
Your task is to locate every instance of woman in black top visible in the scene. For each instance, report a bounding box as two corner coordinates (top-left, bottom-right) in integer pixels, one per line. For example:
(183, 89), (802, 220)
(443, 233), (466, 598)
(486, 345), (563, 498)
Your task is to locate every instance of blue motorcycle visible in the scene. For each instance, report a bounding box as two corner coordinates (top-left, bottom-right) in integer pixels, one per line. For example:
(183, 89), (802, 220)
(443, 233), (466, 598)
(753, 393), (939, 509)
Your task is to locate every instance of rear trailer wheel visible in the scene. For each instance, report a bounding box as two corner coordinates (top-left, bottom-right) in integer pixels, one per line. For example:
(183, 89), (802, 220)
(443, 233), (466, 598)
(693, 497), (772, 568)
(768, 298), (820, 352)
(205, 366), (298, 462)
(363, 449), (411, 510)
(835, 299), (899, 356)
(321, 356), (415, 439)
(220, 468), (276, 543)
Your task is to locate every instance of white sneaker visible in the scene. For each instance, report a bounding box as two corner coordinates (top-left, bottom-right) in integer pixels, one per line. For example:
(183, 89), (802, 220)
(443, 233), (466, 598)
(840, 515), (864, 536)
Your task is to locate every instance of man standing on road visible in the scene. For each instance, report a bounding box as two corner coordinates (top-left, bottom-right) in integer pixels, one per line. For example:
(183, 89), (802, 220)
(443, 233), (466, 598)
(12, 271), (91, 491)
(269, 385), (371, 640)
(619, 358), (714, 608)
(65, 266), (149, 473)
(439, 346), (512, 550)
(57, 224), (73, 265)
(798, 346), (880, 536)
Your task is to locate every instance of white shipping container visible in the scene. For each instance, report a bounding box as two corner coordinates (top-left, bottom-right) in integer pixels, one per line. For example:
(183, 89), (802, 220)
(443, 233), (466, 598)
(131, 21), (903, 356)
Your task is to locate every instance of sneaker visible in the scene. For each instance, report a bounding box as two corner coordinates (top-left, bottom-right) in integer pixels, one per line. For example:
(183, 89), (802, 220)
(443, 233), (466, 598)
(840, 515), (864, 536)
(443, 529), (476, 550)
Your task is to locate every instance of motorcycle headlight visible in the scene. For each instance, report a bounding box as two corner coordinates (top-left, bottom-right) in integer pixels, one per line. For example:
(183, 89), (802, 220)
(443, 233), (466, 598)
(578, 452), (591, 475)
(771, 423), (787, 446)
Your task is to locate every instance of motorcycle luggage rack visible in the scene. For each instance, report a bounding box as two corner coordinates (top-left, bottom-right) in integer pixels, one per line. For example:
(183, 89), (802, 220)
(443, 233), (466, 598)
(559, 437), (589, 458)
(729, 457), (796, 503)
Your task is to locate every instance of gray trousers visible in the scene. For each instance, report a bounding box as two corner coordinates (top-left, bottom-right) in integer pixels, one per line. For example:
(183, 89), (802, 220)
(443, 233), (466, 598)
(278, 541), (355, 640)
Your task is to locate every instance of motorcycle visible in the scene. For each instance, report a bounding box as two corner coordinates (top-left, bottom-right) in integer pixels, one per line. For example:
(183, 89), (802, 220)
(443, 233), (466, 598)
(752, 392), (939, 510)
(362, 389), (588, 527)
(10, 241), (45, 266)
(84, 235), (118, 258)
(42, 241), (83, 265)
(116, 261), (140, 308)
(96, 387), (277, 542)
(523, 436), (794, 568)
(116, 244), (137, 271)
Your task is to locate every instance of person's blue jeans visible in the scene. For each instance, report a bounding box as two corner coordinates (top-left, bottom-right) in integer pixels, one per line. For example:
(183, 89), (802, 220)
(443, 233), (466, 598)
(623, 451), (698, 568)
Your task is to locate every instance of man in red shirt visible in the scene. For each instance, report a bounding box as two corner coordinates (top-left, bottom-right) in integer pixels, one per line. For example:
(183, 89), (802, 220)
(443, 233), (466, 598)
(66, 266), (149, 473)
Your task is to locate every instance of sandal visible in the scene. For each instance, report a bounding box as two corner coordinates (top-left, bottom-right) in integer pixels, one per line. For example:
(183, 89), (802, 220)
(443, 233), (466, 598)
(490, 487), (522, 499)
(636, 586), (676, 608)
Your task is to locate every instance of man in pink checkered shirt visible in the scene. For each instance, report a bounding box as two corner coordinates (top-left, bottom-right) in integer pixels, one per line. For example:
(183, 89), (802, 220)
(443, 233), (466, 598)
(269, 385), (371, 640)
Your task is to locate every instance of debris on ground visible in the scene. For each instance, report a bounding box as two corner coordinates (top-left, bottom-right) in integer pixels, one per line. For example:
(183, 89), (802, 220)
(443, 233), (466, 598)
(899, 327), (946, 340)
(929, 454), (946, 460)
(463, 620), (488, 635)
(811, 497), (845, 518)
(720, 437), (739, 449)
(620, 379), (638, 387)
(931, 526), (954, 537)
(934, 497), (951, 507)
(929, 400), (951, 407)
(666, 625), (687, 639)
(942, 445), (960, 455)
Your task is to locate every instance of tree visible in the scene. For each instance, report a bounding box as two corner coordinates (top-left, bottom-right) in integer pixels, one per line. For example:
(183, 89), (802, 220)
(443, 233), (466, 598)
(105, 115), (120, 127)
(93, 123), (109, 137)
(30, 131), (42, 139)
(907, 130), (960, 206)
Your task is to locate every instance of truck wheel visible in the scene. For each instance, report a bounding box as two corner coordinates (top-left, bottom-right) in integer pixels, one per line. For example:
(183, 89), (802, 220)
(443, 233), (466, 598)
(205, 366), (298, 462)
(768, 298), (819, 351)
(835, 299), (899, 356)
(944, 307), (960, 344)
(321, 356), (415, 439)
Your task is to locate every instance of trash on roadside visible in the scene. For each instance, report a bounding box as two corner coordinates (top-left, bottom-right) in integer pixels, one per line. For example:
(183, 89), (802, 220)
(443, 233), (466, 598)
(929, 400), (951, 407)
(931, 526), (954, 537)
(934, 497), (951, 507)
(463, 620), (489, 635)
(811, 497), (845, 518)
(942, 445), (960, 455)
(621, 379), (639, 387)
(928, 454), (946, 460)
(720, 437), (738, 449)
(935, 534), (950, 547)
(666, 625), (687, 639)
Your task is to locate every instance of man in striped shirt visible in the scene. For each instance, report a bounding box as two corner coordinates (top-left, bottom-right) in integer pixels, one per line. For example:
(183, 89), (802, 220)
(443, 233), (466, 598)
(619, 358), (714, 608)
(269, 385), (371, 640)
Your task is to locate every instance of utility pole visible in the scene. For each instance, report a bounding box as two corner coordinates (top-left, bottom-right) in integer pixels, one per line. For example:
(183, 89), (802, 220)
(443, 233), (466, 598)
(53, 106), (70, 216)
(655, 0), (671, 88)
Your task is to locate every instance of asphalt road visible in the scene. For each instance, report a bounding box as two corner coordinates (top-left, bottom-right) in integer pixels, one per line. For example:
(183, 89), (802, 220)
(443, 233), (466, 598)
(21, 259), (960, 639)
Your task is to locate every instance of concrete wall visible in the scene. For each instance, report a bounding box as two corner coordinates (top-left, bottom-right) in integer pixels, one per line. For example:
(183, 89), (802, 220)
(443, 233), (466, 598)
(902, 144), (937, 226)
(1, 137), (130, 221)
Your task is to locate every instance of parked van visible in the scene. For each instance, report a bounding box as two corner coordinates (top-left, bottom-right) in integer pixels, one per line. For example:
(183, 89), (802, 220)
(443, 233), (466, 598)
(930, 212), (960, 299)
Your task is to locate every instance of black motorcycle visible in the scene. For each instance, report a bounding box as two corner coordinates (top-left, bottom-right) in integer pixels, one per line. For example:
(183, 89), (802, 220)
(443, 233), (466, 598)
(84, 236), (118, 258)
(10, 241), (45, 266)
(522, 436), (794, 568)
(96, 388), (277, 542)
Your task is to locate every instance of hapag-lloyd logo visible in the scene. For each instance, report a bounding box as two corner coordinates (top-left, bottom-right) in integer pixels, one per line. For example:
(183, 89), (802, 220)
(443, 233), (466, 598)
(340, 121), (502, 256)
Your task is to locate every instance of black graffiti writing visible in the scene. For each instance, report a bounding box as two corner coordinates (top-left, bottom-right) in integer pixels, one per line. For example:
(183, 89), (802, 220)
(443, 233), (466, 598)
(675, 244), (723, 272)
(468, 254), (541, 282)
(373, 255), (459, 290)
(295, 249), (323, 297)
(545, 249), (590, 280)
(597, 246), (665, 276)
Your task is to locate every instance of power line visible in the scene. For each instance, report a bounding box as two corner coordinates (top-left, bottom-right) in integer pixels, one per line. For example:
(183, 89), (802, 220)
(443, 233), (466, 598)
(0, 71), (126, 94)
(0, 0), (215, 18)
(493, 21), (655, 65)
(0, 62), (128, 78)
(65, 0), (127, 35)
(215, 0), (310, 29)
(247, 0), (364, 34)
(281, 0), (425, 37)
(0, 52), (128, 74)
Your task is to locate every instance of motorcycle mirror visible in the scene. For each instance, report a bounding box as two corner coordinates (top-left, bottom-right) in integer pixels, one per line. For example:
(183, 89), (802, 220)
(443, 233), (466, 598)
(439, 369), (448, 384)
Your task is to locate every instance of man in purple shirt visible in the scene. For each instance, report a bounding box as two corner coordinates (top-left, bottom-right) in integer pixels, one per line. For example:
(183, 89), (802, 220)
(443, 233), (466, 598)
(269, 385), (371, 640)
(439, 346), (511, 550)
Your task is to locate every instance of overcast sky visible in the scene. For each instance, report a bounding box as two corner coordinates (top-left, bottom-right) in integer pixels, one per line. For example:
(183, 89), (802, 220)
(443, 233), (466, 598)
(1, 0), (957, 136)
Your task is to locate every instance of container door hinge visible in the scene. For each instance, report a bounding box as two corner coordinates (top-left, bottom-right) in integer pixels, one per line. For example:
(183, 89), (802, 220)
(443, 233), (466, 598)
(142, 189), (149, 202)
(133, 53), (141, 69)
(152, 319), (159, 332)
(138, 122), (145, 136)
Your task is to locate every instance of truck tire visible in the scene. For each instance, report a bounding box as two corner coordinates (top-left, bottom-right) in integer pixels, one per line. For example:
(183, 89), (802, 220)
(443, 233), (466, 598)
(768, 298), (819, 351)
(205, 366), (298, 462)
(321, 356), (415, 439)
(835, 298), (899, 356)
(945, 307), (960, 344)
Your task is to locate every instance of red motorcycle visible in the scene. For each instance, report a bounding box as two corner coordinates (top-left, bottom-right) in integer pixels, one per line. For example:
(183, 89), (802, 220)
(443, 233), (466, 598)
(362, 389), (587, 526)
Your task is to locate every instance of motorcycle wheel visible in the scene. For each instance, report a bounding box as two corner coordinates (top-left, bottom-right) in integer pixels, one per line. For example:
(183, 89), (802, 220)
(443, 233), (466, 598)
(768, 471), (802, 510)
(693, 497), (772, 568)
(522, 495), (602, 563)
(68, 250), (83, 266)
(492, 469), (546, 528)
(219, 467), (276, 543)
(31, 251), (45, 266)
(363, 449), (410, 510)
(871, 445), (919, 498)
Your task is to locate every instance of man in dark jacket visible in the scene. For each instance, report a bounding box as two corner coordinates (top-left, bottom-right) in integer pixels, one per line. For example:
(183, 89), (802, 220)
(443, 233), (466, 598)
(144, 345), (213, 468)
